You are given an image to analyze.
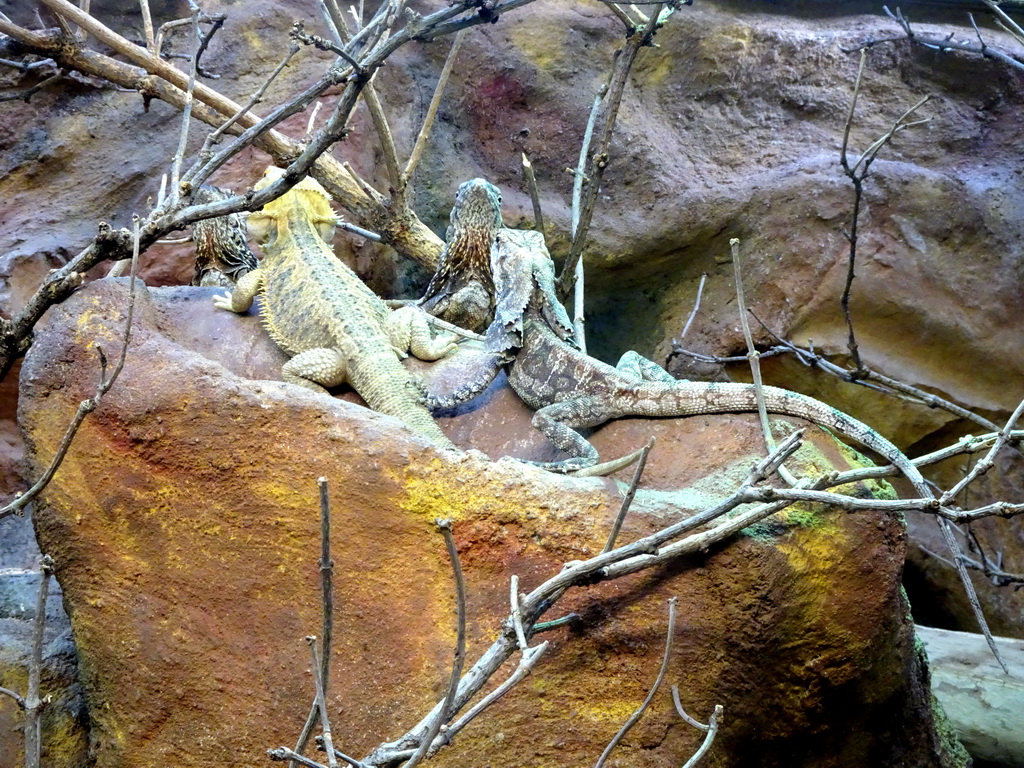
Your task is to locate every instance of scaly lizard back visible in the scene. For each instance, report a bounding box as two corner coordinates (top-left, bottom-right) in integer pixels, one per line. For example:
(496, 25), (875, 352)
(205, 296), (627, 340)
(418, 178), (504, 333)
(214, 168), (457, 449)
(191, 185), (259, 287)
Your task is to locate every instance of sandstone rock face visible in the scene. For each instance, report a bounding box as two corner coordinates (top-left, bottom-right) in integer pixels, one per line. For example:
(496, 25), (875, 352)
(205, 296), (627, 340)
(1, 0), (1021, 634)
(17, 278), (968, 767)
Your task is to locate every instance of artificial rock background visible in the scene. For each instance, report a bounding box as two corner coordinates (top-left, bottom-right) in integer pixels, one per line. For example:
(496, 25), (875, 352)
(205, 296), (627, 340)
(1, 0), (1022, 765)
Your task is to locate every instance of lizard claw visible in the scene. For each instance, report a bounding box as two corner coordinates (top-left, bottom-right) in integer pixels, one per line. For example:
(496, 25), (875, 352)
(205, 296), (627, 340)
(212, 293), (234, 311)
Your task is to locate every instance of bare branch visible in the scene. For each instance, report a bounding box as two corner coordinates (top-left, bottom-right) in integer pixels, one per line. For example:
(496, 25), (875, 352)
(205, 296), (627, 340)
(0, 215), (141, 521)
(306, 637), (338, 768)
(24, 555), (54, 768)
(169, 1), (200, 206)
(402, 519), (467, 768)
(558, 5), (671, 297)
(521, 153), (544, 232)
(940, 395), (1024, 506)
(269, 747), (329, 768)
(0, 687), (25, 709)
(594, 597), (678, 768)
(731, 237), (797, 486)
(139, 0), (154, 52)
(681, 705), (722, 768)
(671, 686), (708, 731)
(602, 438), (654, 553)
(510, 575), (529, 651)
(402, 28), (466, 190)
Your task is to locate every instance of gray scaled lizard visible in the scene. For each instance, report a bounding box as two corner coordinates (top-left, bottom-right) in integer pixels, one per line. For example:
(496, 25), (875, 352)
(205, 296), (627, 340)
(214, 167), (458, 449)
(426, 227), (999, 662)
(417, 178), (504, 334)
(428, 227), (939, 487)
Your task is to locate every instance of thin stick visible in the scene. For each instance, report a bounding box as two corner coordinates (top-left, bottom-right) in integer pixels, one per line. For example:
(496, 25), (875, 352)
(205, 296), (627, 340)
(602, 438), (654, 553)
(318, 740), (368, 768)
(839, 49), (930, 374)
(402, 28), (466, 188)
(572, 91), (603, 241)
(941, 396), (1024, 506)
(681, 705), (723, 768)
(558, 5), (669, 298)
(360, 80), (402, 192)
(671, 686), (709, 731)
(305, 101), (323, 138)
(322, 0), (350, 40)
(521, 153), (544, 232)
(306, 637), (338, 767)
(170, 2), (201, 205)
(569, 89), (603, 353)
(290, 478), (336, 768)
(731, 238), (797, 486)
(23, 555), (53, 768)
(444, 642), (548, 736)
(268, 747), (329, 768)
(675, 273), (706, 343)
(593, 597), (678, 768)
(403, 519), (467, 768)
(140, 0), (155, 51)
(206, 44), (300, 147)
(510, 575), (529, 651)
(607, 3), (638, 31)
(839, 49), (865, 175)
(574, 258), (587, 354)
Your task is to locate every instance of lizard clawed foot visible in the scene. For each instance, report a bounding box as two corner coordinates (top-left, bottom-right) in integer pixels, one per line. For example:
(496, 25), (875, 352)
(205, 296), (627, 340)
(212, 292), (234, 311)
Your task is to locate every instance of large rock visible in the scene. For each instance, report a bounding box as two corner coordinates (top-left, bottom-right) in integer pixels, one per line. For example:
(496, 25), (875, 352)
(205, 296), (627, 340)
(2, 0), (1022, 633)
(16, 278), (968, 767)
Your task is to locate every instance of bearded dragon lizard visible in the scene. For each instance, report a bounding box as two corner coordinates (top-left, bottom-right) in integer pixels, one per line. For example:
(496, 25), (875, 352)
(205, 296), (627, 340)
(191, 185), (259, 287)
(213, 167), (458, 449)
(417, 178), (504, 334)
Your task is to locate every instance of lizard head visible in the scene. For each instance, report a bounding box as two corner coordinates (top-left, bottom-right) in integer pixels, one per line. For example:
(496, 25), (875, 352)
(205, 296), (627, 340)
(446, 178), (503, 237)
(247, 166), (337, 245)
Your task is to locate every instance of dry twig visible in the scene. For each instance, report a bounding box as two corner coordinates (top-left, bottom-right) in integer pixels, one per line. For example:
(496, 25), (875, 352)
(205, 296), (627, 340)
(594, 597), (678, 768)
(0, 215), (142, 521)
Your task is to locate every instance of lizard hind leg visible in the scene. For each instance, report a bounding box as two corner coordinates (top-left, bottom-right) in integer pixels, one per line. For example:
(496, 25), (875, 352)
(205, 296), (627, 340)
(281, 347), (349, 394)
(615, 351), (677, 383)
(522, 396), (606, 473)
(388, 306), (459, 361)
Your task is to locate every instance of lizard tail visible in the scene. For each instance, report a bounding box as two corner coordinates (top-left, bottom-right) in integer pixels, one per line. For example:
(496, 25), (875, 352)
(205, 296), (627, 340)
(641, 380), (1001, 666)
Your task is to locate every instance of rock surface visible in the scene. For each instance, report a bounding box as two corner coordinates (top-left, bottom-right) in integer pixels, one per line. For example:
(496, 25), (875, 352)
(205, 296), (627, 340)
(918, 625), (1024, 768)
(1, 0), (1021, 634)
(16, 278), (969, 767)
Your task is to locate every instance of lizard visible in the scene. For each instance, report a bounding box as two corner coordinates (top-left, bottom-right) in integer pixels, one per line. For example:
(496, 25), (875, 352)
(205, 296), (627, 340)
(428, 227), (940, 480)
(190, 185), (259, 288)
(213, 166), (459, 449)
(426, 227), (1001, 663)
(416, 177), (504, 334)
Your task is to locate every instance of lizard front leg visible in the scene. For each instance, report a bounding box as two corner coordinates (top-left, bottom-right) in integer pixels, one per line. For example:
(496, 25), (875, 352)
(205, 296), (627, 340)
(282, 348), (349, 394)
(387, 305), (459, 361)
(522, 396), (606, 472)
(213, 269), (265, 313)
(615, 351), (678, 383)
